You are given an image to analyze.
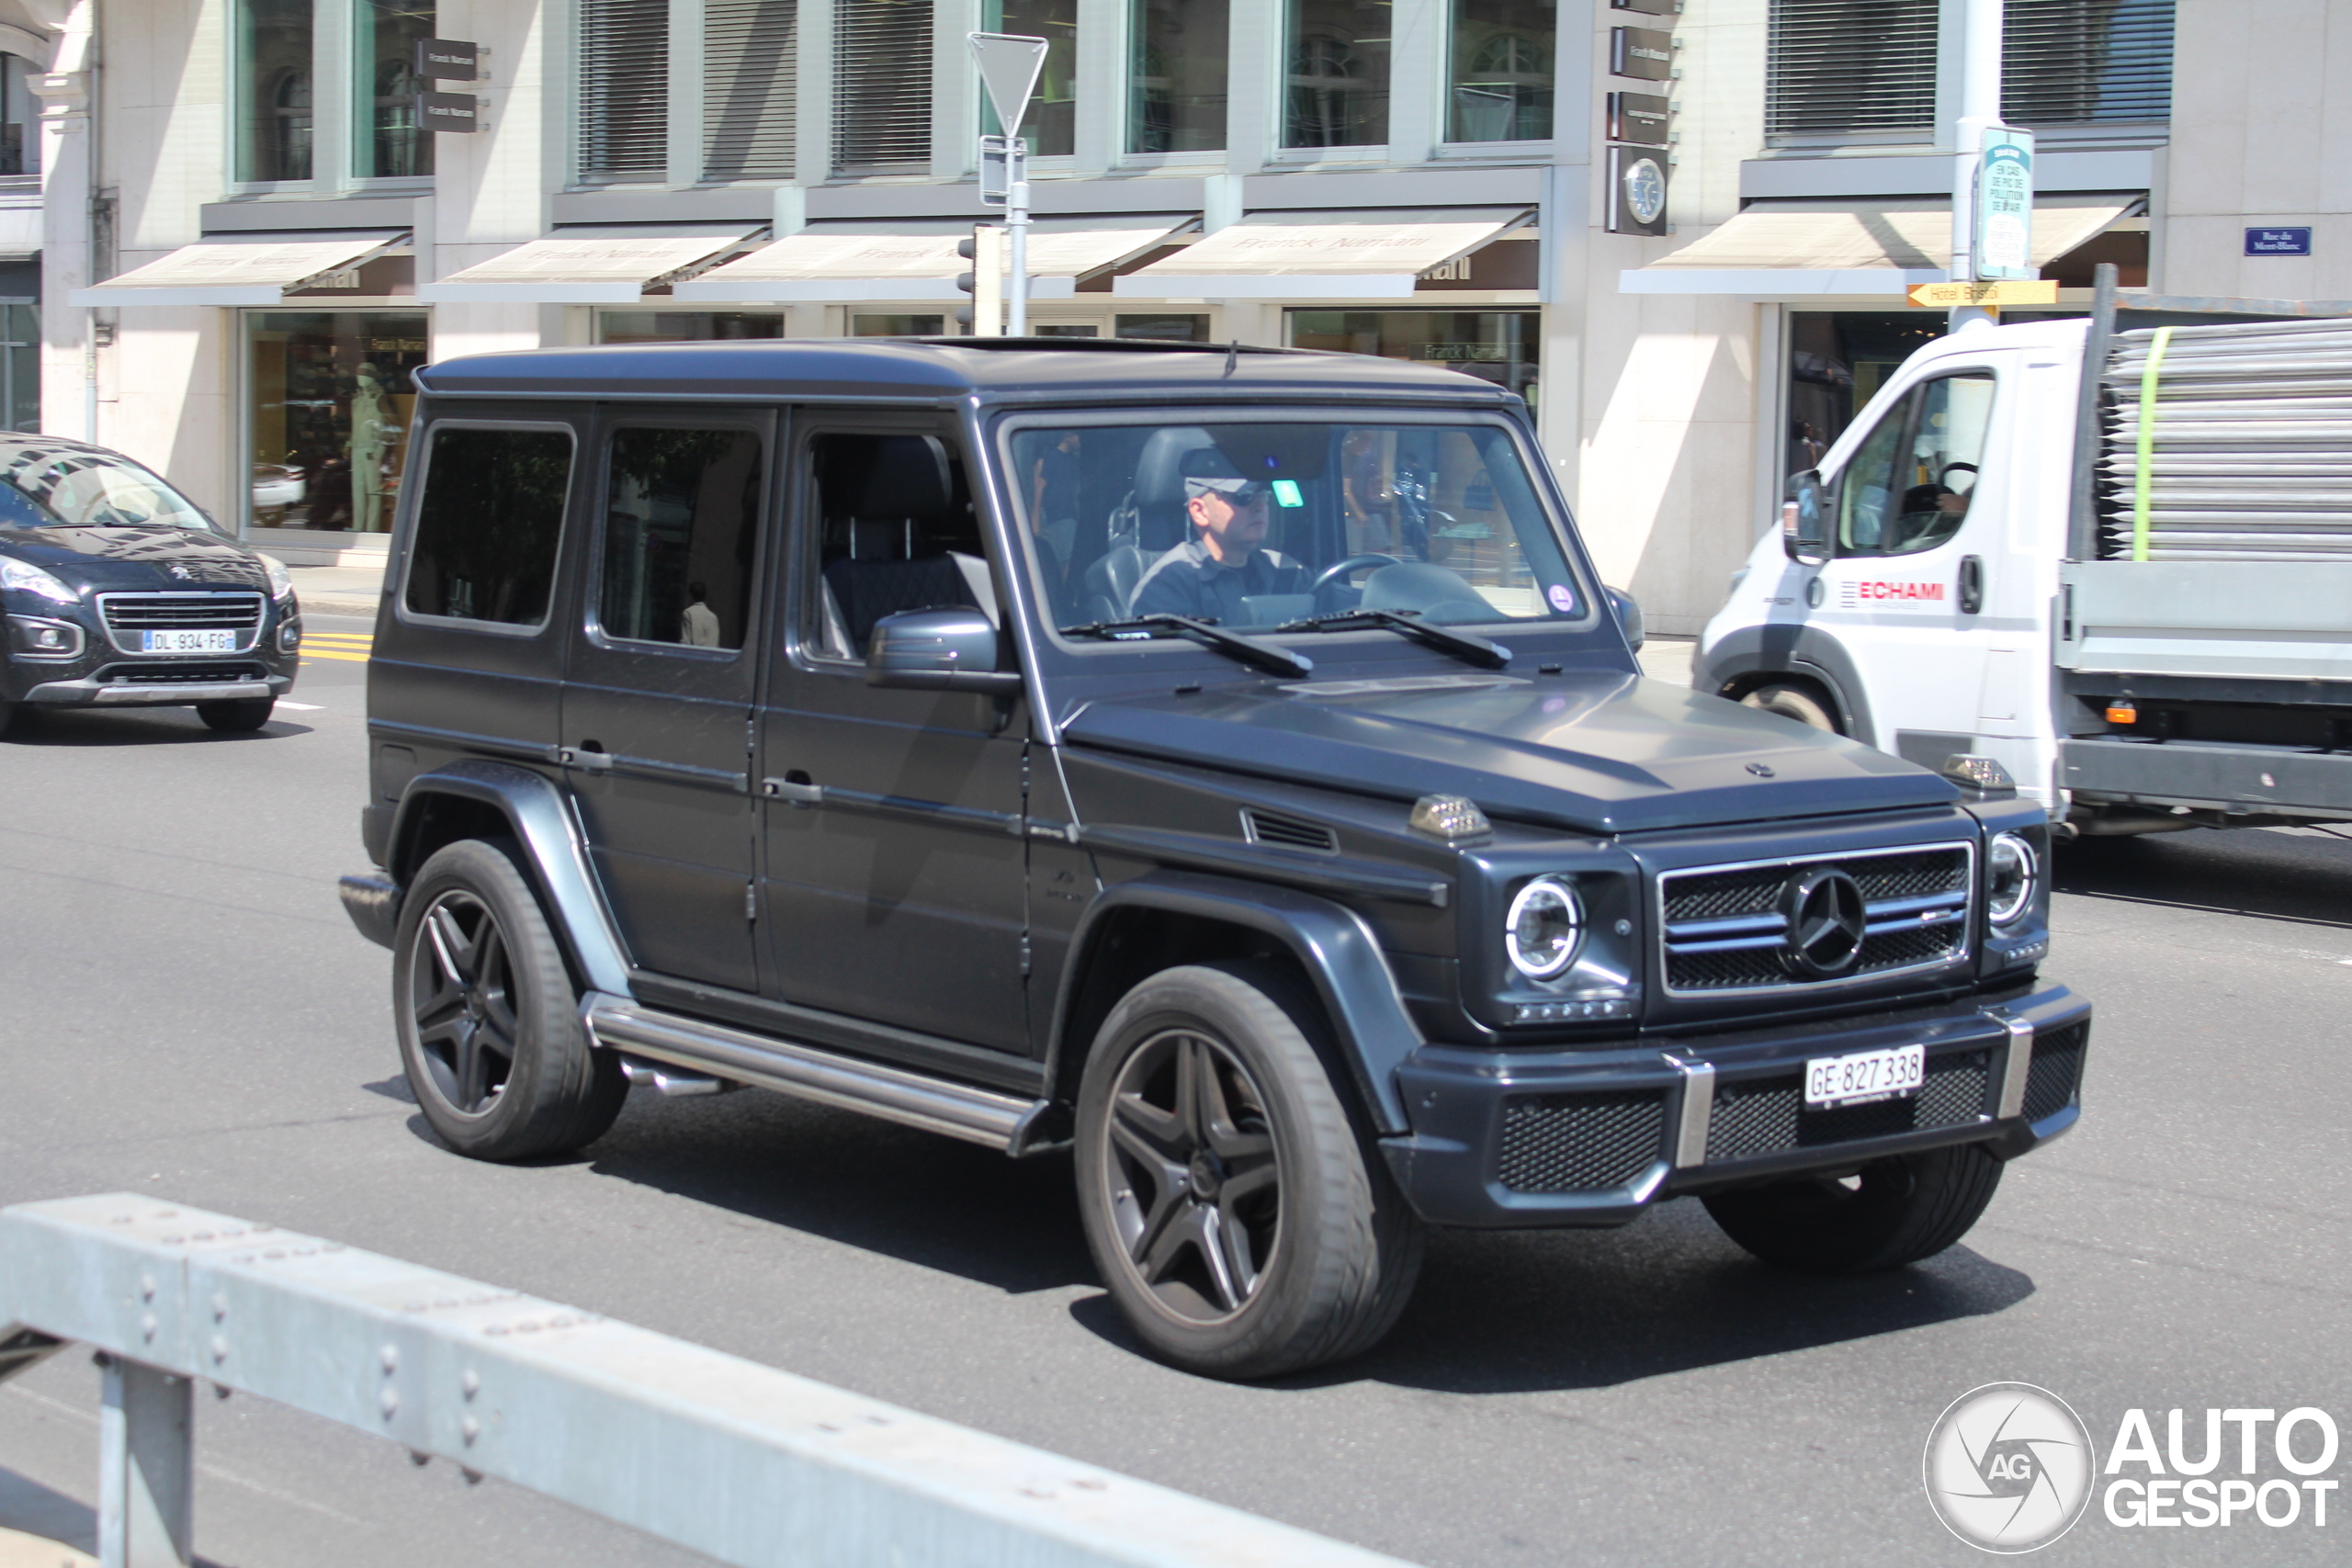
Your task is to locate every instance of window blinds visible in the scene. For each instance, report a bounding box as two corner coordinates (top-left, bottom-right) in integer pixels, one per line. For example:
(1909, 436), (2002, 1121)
(705, 0), (798, 179)
(580, 0), (669, 182)
(833, 0), (933, 173)
(2003, 0), (2174, 126)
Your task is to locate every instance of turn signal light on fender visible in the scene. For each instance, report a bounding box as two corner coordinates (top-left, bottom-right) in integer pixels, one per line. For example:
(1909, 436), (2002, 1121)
(2106, 702), (2137, 724)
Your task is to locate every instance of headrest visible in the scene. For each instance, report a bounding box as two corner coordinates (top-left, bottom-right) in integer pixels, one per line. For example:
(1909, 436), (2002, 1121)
(1133, 427), (1219, 509)
(849, 517), (915, 560)
(843, 434), (952, 519)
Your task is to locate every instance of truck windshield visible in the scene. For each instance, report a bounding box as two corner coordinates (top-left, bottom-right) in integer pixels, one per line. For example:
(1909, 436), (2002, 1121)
(1007, 418), (1583, 637)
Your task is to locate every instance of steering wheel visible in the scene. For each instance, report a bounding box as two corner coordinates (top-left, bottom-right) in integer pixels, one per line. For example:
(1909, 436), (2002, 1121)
(1310, 553), (1401, 596)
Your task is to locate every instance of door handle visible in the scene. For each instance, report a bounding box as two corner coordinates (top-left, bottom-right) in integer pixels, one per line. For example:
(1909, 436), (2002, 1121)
(759, 771), (822, 807)
(1958, 555), (1984, 615)
(557, 741), (615, 773)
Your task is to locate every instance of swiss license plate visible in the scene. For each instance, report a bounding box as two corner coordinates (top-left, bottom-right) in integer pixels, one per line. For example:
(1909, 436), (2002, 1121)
(143, 629), (237, 653)
(1804, 1043), (1926, 1109)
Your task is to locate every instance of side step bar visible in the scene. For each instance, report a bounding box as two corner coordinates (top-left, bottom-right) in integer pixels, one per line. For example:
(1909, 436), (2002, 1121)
(580, 992), (1045, 1153)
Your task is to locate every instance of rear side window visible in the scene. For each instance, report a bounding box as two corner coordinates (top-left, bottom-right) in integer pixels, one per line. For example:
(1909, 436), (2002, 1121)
(404, 426), (575, 625)
(598, 427), (762, 650)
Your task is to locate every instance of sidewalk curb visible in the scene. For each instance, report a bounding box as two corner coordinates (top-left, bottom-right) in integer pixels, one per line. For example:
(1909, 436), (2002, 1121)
(300, 593), (382, 617)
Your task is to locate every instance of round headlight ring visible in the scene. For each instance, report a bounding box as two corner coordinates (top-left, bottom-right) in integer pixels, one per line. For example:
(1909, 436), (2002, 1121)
(1506, 874), (1586, 980)
(1986, 832), (2038, 926)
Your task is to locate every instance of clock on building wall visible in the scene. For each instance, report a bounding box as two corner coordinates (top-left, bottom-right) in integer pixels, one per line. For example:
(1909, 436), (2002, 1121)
(1610, 145), (1669, 236)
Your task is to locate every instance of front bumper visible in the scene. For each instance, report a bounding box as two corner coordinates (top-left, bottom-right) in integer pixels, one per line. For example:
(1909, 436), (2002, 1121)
(1381, 982), (2090, 1228)
(21, 672), (292, 707)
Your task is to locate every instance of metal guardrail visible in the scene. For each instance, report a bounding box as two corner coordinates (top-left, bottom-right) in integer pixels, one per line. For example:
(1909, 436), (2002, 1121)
(0, 1194), (1418, 1568)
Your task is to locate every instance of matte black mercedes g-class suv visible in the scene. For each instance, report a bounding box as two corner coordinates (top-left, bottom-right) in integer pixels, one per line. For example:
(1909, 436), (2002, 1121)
(341, 338), (2087, 1378)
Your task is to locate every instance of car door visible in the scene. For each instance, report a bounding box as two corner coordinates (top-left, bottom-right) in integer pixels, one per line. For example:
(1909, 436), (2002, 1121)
(756, 419), (1032, 1053)
(1811, 364), (2007, 766)
(560, 409), (773, 993)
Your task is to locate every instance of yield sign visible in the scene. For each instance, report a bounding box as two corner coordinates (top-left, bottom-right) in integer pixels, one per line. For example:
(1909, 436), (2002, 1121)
(968, 32), (1048, 138)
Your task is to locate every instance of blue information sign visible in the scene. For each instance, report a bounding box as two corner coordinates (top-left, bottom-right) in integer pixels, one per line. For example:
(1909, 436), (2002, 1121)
(2245, 227), (2313, 256)
(1973, 130), (2035, 281)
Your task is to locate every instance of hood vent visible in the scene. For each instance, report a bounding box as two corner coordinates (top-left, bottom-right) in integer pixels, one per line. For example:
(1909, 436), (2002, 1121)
(1240, 808), (1339, 855)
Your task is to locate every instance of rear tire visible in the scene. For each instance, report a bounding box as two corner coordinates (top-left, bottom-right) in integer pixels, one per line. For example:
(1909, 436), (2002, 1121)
(1074, 963), (1425, 1380)
(197, 696), (276, 732)
(1702, 1144), (2004, 1273)
(393, 839), (627, 1161)
(1740, 681), (1840, 734)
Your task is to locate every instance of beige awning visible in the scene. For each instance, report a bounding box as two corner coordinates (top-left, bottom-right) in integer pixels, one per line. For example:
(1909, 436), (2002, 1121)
(673, 216), (1195, 302)
(71, 231), (409, 306)
(419, 225), (766, 304)
(1619, 195), (2139, 297)
(1114, 208), (1533, 299)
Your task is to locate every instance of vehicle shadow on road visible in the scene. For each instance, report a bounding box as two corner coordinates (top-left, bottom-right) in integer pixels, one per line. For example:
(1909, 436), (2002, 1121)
(579, 1089), (1097, 1296)
(1, 712), (312, 746)
(1283, 1200), (2034, 1393)
(2054, 828), (2352, 929)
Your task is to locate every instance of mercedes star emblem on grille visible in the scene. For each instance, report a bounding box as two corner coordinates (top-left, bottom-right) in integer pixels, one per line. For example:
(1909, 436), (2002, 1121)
(1778, 867), (1866, 977)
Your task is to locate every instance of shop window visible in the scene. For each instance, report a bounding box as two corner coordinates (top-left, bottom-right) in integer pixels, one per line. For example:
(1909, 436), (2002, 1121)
(599, 312), (786, 344)
(853, 314), (944, 336)
(1129, 0), (1227, 154)
(1448, 1), (1553, 142)
(246, 311), (428, 533)
(236, 0), (315, 184)
(1782, 312), (1945, 480)
(405, 427), (574, 626)
(1283, 0), (1389, 150)
(599, 428), (762, 650)
(0, 55), (39, 177)
(1285, 310), (1538, 407)
(1116, 313), (1209, 342)
(982, 0), (1076, 157)
(1034, 323), (1099, 337)
(356, 2), (434, 179)
(835, 0), (934, 175)
(0, 299), (38, 430)
(581, 0), (670, 183)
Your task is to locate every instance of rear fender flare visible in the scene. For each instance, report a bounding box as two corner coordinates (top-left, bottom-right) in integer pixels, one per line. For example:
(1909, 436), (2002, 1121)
(387, 760), (634, 997)
(1047, 870), (1423, 1134)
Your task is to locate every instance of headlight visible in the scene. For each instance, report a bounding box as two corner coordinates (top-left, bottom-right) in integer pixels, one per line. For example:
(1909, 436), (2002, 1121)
(1506, 874), (1586, 979)
(0, 556), (80, 604)
(261, 554), (295, 600)
(1986, 832), (2039, 926)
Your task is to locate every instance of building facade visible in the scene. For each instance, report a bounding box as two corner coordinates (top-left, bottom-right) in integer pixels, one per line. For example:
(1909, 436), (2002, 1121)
(13, 1), (2338, 629)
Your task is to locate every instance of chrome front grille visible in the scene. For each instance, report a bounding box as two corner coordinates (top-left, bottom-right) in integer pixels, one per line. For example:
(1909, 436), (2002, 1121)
(97, 592), (266, 655)
(1659, 842), (1973, 995)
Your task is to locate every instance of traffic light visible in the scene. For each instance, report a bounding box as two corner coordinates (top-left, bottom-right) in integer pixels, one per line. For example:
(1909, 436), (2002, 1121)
(956, 225), (1004, 336)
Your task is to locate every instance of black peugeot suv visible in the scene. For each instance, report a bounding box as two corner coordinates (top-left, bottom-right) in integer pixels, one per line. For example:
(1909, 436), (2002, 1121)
(0, 433), (301, 733)
(340, 338), (2087, 1378)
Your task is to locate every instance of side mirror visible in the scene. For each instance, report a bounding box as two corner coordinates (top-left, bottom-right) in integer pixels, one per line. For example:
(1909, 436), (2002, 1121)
(1605, 586), (1645, 652)
(865, 606), (1023, 694)
(1781, 468), (1833, 567)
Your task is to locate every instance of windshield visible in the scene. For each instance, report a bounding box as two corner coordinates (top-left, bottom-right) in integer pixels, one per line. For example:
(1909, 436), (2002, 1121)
(1009, 417), (1585, 638)
(0, 448), (220, 533)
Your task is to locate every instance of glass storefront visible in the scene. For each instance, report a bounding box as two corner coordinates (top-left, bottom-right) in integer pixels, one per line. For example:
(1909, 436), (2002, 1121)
(598, 311), (786, 344)
(1286, 310), (1538, 407)
(246, 311), (428, 533)
(853, 313), (945, 336)
(1782, 312), (1946, 478)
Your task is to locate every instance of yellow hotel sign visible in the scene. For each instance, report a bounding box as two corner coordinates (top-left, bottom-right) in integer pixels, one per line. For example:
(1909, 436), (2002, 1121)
(1906, 279), (2061, 308)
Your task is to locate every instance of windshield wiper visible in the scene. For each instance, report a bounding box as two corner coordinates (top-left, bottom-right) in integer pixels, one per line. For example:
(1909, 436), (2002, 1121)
(1274, 607), (1511, 671)
(1057, 615), (1315, 680)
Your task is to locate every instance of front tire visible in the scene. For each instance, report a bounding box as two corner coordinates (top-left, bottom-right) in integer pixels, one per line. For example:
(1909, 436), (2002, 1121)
(197, 696), (276, 732)
(1739, 681), (1840, 734)
(1702, 1144), (2004, 1273)
(393, 839), (627, 1161)
(1074, 964), (1424, 1379)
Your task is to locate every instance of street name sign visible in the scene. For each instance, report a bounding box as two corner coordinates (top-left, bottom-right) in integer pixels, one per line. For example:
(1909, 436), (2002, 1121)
(2246, 227), (2314, 256)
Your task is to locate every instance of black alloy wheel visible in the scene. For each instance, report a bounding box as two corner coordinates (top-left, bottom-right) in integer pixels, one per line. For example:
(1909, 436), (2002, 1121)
(1075, 964), (1425, 1379)
(1102, 1026), (1283, 1322)
(392, 840), (627, 1160)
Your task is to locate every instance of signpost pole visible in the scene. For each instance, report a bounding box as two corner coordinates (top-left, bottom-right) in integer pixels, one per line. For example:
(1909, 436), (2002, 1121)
(1949, 0), (2004, 333)
(1007, 143), (1030, 336)
(967, 33), (1049, 339)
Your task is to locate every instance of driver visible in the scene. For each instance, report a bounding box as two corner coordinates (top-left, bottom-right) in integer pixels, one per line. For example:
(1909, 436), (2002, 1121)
(1129, 452), (1307, 623)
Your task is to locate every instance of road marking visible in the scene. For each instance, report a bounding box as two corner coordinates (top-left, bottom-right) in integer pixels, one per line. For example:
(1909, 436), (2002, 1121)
(300, 650), (370, 663)
(278, 701), (322, 710)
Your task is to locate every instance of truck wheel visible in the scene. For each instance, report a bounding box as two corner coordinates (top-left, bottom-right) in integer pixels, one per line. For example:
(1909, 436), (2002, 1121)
(1702, 1144), (2004, 1273)
(197, 696), (277, 732)
(1074, 963), (1425, 1379)
(1740, 682), (1841, 734)
(393, 839), (627, 1161)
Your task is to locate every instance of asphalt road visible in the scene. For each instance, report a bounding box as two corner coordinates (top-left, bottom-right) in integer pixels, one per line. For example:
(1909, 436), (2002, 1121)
(1, 614), (2346, 1567)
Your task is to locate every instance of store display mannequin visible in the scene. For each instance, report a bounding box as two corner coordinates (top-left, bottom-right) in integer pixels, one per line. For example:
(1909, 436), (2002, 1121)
(348, 365), (393, 534)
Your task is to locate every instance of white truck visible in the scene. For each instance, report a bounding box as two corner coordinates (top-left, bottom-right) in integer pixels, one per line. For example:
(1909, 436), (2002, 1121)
(1696, 268), (2352, 834)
